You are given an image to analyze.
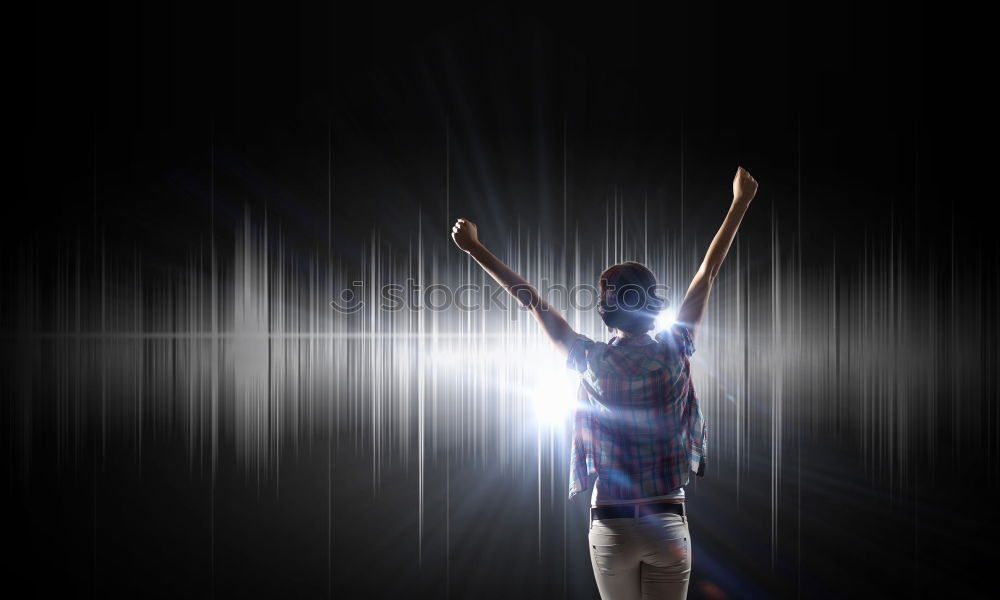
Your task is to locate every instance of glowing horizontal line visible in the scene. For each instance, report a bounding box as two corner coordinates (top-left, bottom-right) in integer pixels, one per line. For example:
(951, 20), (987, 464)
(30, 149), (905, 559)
(0, 332), (543, 340)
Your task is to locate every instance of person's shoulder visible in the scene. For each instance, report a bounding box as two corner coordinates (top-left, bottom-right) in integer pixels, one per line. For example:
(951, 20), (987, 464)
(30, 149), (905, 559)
(653, 322), (696, 358)
(566, 333), (609, 373)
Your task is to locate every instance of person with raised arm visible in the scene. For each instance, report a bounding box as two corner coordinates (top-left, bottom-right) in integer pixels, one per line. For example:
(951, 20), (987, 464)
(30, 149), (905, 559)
(451, 166), (758, 600)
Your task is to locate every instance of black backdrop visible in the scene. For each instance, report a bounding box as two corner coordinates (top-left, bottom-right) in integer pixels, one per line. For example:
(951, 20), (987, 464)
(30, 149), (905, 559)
(7, 1), (998, 599)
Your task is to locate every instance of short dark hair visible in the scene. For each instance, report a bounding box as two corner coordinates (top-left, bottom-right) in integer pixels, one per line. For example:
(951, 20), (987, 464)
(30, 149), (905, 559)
(598, 262), (665, 334)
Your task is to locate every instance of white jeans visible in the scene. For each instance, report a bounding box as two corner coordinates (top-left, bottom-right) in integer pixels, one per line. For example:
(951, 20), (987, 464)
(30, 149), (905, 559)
(588, 510), (692, 600)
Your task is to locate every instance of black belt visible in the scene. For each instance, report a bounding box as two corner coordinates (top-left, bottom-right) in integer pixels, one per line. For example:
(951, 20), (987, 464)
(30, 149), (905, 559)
(591, 501), (685, 520)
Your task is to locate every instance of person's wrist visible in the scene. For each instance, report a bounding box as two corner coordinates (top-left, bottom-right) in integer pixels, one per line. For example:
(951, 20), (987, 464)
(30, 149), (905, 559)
(465, 241), (486, 256)
(732, 195), (751, 208)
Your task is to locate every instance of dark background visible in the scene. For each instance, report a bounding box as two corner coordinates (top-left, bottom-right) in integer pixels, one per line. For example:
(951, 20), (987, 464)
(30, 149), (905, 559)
(8, 1), (998, 598)
(19, 0), (963, 263)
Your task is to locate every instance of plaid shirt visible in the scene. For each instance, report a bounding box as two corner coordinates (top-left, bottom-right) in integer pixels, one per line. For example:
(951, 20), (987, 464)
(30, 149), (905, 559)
(566, 322), (707, 502)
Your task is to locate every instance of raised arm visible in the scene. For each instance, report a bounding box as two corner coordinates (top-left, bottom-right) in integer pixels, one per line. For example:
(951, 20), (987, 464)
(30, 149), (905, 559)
(451, 218), (578, 358)
(675, 166), (758, 332)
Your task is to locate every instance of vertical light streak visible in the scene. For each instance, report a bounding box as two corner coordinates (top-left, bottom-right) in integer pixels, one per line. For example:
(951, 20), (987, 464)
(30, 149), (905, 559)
(325, 114), (334, 599)
(770, 202), (783, 568)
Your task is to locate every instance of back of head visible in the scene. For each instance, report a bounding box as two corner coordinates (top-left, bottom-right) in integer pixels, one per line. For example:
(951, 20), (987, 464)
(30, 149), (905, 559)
(598, 262), (664, 335)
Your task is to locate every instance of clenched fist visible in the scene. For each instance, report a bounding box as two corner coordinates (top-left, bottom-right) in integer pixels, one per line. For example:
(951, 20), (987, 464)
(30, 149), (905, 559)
(451, 218), (481, 252)
(733, 166), (758, 205)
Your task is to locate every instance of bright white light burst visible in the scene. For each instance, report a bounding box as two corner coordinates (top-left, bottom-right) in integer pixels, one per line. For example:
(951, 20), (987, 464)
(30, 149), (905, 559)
(655, 309), (677, 332)
(530, 366), (579, 425)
